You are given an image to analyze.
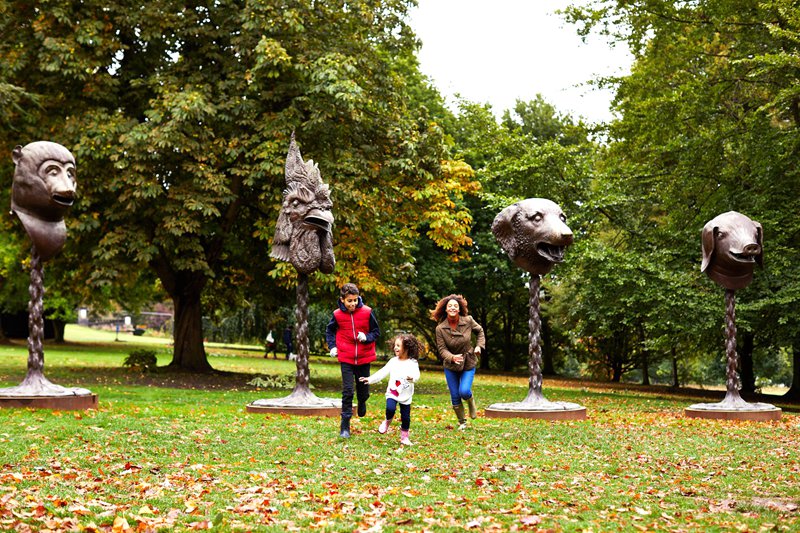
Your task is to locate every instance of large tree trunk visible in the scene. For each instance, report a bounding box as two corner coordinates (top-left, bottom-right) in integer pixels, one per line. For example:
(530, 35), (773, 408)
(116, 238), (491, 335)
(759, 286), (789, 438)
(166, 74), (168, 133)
(783, 341), (800, 400)
(502, 298), (514, 371)
(671, 346), (680, 388)
(479, 306), (490, 370)
(52, 319), (66, 343)
(166, 274), (213, 372)
(542, 314), (555, 375)
(739, 331), (755, 395)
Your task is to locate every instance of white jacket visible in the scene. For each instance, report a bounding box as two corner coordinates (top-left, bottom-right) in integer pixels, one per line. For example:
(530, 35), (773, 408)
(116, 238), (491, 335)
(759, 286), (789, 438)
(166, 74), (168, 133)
(366, 357), (420, 405)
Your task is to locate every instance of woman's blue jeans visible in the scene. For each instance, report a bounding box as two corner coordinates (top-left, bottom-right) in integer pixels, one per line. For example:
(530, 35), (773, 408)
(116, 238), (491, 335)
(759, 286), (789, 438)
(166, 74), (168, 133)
(443, 367), (476, 406)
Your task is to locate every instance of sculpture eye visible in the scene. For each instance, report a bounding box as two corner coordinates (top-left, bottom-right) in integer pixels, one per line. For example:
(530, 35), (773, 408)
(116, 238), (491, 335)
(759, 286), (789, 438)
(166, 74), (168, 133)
(531, 213), (543, 222)
(560, 214), (567, 222)
(45, 165), (60, 177)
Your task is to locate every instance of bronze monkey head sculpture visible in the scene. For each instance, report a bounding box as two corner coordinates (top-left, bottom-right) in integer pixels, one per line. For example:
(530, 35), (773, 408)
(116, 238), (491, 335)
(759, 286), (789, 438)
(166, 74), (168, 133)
(701, 211), (763, 290)
(270, 135), (336, 275)
(10, 141), (77, 261)
(492, 198), (574, 275)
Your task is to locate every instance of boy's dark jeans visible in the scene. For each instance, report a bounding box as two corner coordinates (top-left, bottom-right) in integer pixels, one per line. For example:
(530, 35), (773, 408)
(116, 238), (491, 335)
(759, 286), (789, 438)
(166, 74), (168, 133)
(340, 362), (370, 419)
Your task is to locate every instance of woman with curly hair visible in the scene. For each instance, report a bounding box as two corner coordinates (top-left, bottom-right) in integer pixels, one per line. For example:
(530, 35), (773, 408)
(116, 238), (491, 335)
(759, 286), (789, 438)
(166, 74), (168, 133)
(431, 294), (485, 429)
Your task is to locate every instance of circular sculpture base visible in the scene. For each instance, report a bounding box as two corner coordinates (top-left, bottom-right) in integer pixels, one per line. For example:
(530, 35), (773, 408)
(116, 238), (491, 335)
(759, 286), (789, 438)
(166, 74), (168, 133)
(0, 393), (97, 411)
(485, 401), (587, 421)
(685, 402), (781, 421)
(247, 396), (342, 417)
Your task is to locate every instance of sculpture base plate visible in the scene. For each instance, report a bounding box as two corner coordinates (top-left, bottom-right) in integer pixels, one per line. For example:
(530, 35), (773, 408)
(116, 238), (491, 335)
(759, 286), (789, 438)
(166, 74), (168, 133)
(0, 393), (97, 411)
(685, 403), (781, 421)
(485, 401), (587, 421)
(247, 396), (342, 417)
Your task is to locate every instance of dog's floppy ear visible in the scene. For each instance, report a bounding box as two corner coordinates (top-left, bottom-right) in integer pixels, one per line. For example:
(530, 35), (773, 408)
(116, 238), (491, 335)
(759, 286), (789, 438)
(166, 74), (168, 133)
(700, 223), (716, 273)
(754, 221), (764, 268)
(492, 203), (520, 258)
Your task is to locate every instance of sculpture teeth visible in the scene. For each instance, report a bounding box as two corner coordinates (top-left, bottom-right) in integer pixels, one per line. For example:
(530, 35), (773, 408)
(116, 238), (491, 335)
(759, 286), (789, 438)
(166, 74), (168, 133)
(52, 194), (75, 206)
(538, 243), (565, 262)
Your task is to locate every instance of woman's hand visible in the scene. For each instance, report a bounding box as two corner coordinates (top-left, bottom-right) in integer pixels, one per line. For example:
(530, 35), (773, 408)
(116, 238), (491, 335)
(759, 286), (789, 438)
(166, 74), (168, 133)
(452, 354), (464, 364)
(474, 347), (481, 355)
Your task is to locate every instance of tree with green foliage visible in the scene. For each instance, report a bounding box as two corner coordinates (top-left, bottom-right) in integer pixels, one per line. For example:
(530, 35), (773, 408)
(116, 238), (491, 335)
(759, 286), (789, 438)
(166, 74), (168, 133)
(563, 0), (800, 389)
(415, 96), (596, 373)
(0, 1), (478, 372)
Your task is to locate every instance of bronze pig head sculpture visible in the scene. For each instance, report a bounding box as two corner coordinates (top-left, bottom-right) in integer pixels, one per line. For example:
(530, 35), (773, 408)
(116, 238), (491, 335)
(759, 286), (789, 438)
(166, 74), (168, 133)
(492, 198), (574, 275)
(10, 141), (76, 261)
(270, 136), (335, 275)
(701, 211), (763, 290)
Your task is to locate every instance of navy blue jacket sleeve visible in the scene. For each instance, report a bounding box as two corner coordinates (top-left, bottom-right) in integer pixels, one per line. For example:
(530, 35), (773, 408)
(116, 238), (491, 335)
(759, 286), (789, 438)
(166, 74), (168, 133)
(325, 314), (338, 349)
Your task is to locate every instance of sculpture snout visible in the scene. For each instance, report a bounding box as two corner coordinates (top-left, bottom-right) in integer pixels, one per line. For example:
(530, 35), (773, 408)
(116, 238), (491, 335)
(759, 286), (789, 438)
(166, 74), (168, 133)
(741, 243), (760, 257)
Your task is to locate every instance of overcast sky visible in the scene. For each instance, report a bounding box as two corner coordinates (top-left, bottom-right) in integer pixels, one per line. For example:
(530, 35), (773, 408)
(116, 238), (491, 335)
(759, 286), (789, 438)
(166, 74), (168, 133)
(408, 0), (632, 124)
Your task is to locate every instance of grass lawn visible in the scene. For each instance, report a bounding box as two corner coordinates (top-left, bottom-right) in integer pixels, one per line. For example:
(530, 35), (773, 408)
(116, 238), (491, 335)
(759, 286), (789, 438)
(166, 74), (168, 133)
(0, 325), (798, 531)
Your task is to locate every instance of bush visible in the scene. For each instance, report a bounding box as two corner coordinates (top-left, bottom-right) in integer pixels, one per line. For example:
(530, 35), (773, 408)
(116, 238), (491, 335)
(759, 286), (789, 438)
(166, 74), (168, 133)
(122, 349), (158, 373)
(247, 374), (309, 390)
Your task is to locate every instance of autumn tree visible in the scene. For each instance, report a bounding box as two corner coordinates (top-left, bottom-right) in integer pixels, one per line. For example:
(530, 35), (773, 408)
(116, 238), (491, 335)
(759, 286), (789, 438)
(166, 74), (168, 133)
(0, 0), (477, 371)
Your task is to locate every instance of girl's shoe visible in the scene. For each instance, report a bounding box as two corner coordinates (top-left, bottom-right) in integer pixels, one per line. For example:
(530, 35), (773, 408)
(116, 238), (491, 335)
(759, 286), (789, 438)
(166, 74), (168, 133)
(378, 419), (391, 434)
(400, 430), (413, 446)
(458, 422), (467, 431)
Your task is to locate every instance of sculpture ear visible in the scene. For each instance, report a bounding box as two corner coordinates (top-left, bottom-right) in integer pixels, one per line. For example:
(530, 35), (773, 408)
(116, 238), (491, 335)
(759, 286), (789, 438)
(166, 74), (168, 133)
(754, 221), (764, 268)
(700, 225), (716, 273)
(492, 204), (519, 257)
(12, 145), (23, 165)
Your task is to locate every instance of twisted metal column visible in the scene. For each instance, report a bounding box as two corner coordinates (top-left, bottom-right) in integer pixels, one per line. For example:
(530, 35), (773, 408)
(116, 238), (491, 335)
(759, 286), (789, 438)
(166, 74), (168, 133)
(26, 247), (45, 377)
(722, 288), (744, 405)
(524, 275), (546, 403)
(292, 273), (311, 396)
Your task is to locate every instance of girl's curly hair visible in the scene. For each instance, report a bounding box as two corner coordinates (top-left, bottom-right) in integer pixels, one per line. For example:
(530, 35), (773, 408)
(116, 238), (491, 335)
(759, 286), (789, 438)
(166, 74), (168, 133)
(393, 333), (424, 360)
(430, 294), (469, 323)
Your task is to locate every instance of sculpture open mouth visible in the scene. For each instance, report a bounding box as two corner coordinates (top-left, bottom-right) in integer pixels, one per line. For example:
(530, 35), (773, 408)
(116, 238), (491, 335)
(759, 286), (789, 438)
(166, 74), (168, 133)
(303, 209), (333, 233)
(52, 193), (75, 207)
(536, 242), (567, 263)
(729, 250), (757, 263)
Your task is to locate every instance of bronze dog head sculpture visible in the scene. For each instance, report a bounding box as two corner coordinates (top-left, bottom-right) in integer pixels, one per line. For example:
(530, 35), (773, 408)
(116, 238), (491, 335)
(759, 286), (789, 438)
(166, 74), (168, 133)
(10, 141), (76, 261)
(492, 198), (574, 275)
(271, 135), (335, 275)
(701, 211), (763, 290)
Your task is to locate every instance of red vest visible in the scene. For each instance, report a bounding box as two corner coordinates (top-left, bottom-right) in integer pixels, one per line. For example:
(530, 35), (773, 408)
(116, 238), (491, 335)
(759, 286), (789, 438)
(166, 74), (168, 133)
(334, 305), (377, 365)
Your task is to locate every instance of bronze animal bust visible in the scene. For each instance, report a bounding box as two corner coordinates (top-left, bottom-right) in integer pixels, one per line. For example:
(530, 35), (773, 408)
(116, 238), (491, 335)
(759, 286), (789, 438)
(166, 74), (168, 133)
(271, 136), (335, 275)
(491, 198), (574, 275)
(701, 211), (762, 290)
(10, 141), (76, 261)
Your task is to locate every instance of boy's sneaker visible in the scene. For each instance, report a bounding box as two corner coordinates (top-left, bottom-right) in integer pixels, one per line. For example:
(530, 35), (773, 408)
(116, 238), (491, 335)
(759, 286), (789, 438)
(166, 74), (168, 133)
(357, 401), (367, 417)
(458, 422), (467, 431)
(400, 430), (413, 446)
(378, 420), (391, 434)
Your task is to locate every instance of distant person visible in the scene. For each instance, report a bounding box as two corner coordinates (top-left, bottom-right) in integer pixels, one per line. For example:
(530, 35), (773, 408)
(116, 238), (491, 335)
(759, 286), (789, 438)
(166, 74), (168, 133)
(264, 330), (276, 359)
(282, 326), (293, 360)
(360, 333), (422, 446)
(431, 294), (485, 430)
(325, 283), (381, 439)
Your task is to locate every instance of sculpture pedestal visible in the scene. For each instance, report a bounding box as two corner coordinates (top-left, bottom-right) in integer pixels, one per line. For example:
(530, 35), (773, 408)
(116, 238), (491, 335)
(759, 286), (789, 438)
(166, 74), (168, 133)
(0, 393), (97, 411)
(485, 401), (587, 421)
(247, 396), (341, 417)
(685, 402), (781, 421)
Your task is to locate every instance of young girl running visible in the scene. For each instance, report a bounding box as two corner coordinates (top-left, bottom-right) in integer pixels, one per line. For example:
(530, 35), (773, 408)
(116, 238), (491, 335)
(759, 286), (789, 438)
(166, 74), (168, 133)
(359, 333), (422, 446)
